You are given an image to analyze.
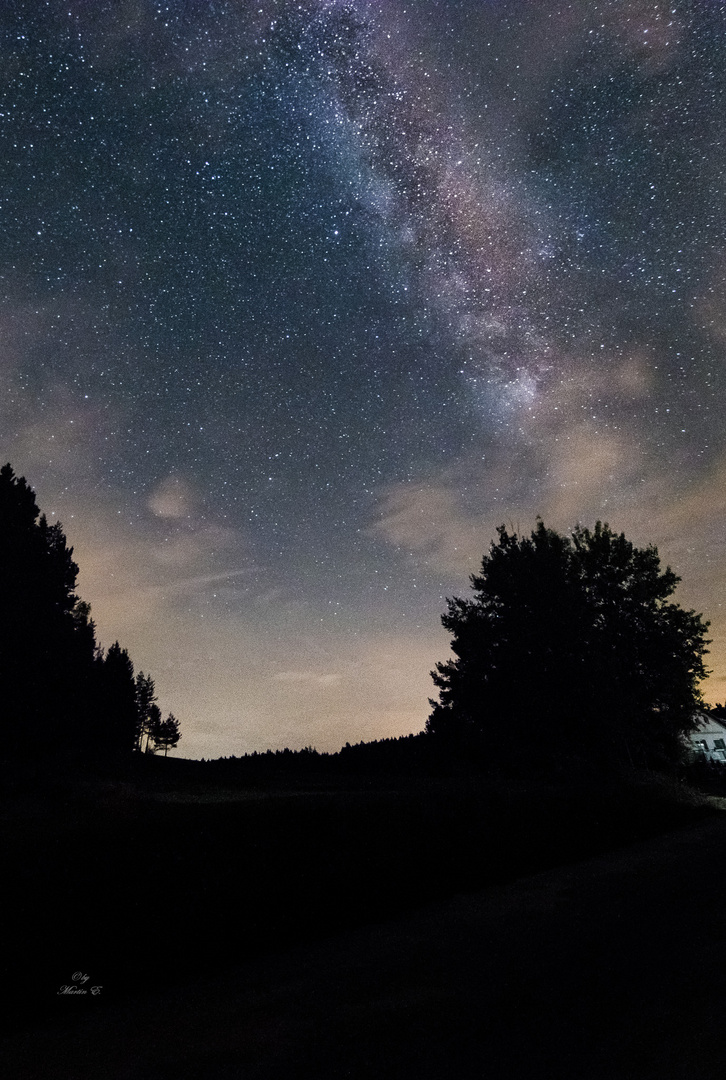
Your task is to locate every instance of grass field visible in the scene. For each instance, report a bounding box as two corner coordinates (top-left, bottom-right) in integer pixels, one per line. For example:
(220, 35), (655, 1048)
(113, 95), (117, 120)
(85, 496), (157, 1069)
(2, 760), (725, 1078)
(2, 755), (715, 1038)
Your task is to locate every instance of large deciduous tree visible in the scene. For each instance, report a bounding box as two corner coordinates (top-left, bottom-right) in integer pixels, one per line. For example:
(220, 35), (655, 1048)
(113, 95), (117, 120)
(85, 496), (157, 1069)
(427, 521), (710, 772)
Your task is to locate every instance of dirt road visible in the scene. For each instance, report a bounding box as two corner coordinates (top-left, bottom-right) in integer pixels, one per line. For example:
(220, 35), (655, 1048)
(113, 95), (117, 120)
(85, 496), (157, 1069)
(5, 809), (726, 1079)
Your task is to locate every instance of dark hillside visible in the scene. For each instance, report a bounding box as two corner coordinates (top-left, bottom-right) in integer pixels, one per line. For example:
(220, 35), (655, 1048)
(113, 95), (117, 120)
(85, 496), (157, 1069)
(2, 754), (714, 1035)
(6, 811), (726, 1080)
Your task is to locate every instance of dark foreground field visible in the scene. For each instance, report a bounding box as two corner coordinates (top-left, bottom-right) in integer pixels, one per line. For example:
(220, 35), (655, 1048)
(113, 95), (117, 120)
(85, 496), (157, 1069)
(2, 758), (725, 1077)
(5, 811), (726, 1079)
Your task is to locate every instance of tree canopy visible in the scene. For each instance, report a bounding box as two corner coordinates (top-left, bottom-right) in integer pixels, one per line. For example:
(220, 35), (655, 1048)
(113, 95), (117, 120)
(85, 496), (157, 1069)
(0, 463), (179, 762)
(427, 520), (710, 772)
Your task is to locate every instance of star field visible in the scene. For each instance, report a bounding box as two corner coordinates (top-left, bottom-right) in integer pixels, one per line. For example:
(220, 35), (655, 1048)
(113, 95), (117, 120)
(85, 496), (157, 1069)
(2, 0), (726, 756)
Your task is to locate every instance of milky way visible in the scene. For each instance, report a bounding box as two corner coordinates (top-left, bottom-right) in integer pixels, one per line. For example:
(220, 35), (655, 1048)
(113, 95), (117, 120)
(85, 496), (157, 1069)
(2, 1), (726, 756)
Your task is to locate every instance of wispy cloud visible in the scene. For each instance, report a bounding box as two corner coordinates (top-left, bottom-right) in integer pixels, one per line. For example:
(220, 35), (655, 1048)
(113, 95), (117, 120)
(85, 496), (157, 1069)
(148, 475), (199, 520)
(369, 483), (483, 575)
(274, 671), (343, 687)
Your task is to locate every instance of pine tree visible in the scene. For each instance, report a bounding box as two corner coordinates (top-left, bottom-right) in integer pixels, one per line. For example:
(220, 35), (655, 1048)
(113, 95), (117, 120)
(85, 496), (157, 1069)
(145, 703), (162, 753)
(150, 713), (181, 757)
(134, 671), (158, 753)
(99, 642), (138, 758)
(0, 463), (97, 757)
(0, 463), (169, 763)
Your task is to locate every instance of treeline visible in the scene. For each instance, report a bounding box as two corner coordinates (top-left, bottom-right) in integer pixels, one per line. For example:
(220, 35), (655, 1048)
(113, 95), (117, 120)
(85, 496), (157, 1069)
(0, 464), (179, 763)
(191, 725), (509, 786)
(196, 734), (436, 777)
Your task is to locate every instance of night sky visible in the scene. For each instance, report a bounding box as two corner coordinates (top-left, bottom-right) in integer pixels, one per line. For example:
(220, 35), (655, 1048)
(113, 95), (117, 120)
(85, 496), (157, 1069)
(2, 0), (725, 758)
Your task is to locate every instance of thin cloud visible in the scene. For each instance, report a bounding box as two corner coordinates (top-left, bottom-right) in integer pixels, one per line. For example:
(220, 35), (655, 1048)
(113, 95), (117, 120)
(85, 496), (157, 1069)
(274, 671), (343, 688)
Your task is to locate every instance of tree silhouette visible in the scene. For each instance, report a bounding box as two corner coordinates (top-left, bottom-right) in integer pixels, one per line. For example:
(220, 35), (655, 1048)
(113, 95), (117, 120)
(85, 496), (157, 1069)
(144, 704), (162, 753)
(0, 463), (99, 757)
(0, 463), (173, 763)
(150, 712), (181, 756)
(99, 641), (139, 757)
(135, 671), (158, 753)
(427, 521), (710, 772)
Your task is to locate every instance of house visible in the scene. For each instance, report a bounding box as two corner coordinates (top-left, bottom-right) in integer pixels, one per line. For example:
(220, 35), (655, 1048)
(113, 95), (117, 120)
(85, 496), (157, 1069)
(687, 711), (726, 763)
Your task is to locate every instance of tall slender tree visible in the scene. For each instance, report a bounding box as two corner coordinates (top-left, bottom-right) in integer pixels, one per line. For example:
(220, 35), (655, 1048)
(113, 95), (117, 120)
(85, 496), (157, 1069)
(145, 704), (162, 753)
(99, 642), (139, 758)
(134, 671), (158, 753)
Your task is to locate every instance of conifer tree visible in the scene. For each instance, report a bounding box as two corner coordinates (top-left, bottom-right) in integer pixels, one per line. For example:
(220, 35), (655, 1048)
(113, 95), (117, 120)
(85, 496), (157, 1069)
(134, 671), (158, 753)
(145, 703), (162, 753)
(151, 712), (181, 757)
(0, 463), (171, 762)
(100, 642), (138, 757)
(0, 463), (97, 757)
